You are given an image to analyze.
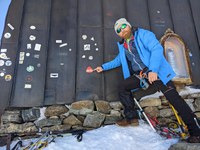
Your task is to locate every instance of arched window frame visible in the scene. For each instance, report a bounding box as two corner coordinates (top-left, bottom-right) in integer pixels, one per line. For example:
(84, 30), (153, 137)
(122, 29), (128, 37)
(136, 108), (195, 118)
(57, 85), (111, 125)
(160, 28), (192, 85)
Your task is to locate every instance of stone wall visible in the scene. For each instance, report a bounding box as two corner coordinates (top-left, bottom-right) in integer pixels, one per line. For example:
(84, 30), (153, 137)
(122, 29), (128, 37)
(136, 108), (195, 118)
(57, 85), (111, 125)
(1, 92), (200, 134)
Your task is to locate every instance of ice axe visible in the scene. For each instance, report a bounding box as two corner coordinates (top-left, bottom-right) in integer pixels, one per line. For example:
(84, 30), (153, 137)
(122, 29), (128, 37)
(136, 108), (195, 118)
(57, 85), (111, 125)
(134, 98), (156, 132)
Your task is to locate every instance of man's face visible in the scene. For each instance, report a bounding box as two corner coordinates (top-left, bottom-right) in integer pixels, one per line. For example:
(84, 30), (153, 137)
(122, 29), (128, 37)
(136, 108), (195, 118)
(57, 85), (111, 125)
(117, 24), (132, 39)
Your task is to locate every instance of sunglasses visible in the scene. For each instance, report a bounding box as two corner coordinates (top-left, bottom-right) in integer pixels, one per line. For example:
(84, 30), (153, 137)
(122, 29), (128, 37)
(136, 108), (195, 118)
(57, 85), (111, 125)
(117, 24), (127, 34)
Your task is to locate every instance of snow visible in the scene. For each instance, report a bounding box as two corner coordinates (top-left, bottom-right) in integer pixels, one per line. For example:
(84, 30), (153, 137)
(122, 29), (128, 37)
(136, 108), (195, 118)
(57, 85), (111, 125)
(179, 86), (200, 96)
(0, 121), (178, 150)
(141, 86), (200, 100)
(1, 86), (200, 150)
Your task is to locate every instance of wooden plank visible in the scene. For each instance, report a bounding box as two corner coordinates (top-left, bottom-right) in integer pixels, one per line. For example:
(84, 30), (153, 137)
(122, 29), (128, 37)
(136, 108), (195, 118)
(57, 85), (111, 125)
(126, 0), (150, 30)
(79, 0), (102, 27)
(0, 0), (24, 109)
(76, 27), (104, 101)
(169, 0), (200, 85)
(103, 28), (123, 101)
(45, 0), (77, 105)
(103, 0), (125, 28)
(190, 0), (200, 46)
(10, 0), (51, 107)
(147, 0), (173, 39)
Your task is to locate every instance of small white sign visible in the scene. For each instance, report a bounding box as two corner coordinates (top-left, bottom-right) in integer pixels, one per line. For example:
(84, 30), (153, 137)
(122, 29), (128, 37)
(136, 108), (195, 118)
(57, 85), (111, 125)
(56, 40), (62, 43)
(27, 44), (31, 49)
(26, 53), (30, 57)
(0, 53), (10, 60)
(7, 23), (14, 30)
(88, 56), (93, 60)
(24, 84), (32, 89)
(33, 54), (40, 59)
(29, 35), (36, 41)
(91, 37), (95, 41)
(19, 60), (23, 64)
(0, 72), (5, 77)
(84, 44), (90, 51)
(30, 26), (36, 30)
(50, 73), (59, 78)
(19, 52), (25, 60)
(59, 43), (67, 47)
(1, 49), (7, 53)
(4, 33), (11, 39)
(0, 60), (5, 66)
(82, 35), (87, 40)
(34, 44), (41, 51)
(5, 60), (12, 66)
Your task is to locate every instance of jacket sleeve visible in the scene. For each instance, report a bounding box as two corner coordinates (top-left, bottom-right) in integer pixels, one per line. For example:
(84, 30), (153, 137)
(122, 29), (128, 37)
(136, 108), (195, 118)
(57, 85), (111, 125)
(142, 30), (164, 73)
(102, 54), (121, 71)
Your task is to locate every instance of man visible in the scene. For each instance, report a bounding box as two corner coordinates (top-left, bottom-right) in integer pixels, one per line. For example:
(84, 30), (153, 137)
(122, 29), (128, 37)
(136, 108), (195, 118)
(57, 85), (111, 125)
(95, 18), (200, 143)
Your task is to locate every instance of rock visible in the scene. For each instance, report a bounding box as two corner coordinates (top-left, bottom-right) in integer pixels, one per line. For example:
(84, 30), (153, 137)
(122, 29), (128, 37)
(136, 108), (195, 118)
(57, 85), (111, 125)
(1, 110), (22, 124)
(169, 142), (200, 150)
(157, 105), (170, 110)
(60, 112), (70, 120)
(194, 98), (200, 111)
(23, 122), (38, 133)
(144, 106), (160, 117)
(184, 99), (195, 112)
(36, 118), (62, 128)
(45, 105), (69, 117)
(104, 113), (122, 125)
(69, 100), (94, 116)
(71, 125), (84, 130)
(140, 98), (161, 108)
(105, 110), (122, 125)
(76, 116), (85, 123)
(80, 109), (94, 115)
(69, 100), (94, 115)
(194, 112), (200, 119)
(0, 122), (38, 134)
(109, 102), (123, 110)
(63, 115), (82, 126)
(83, 112), (105, 128)
(21, 108), (40, 122)
(95, 100), (111, 114)
(181, 95), (189, 99)
(110, 110), (121, 116)
(159, 108), (174, 117)
(157, 118), (174, 126)
(187, 92), (200, 99)
(49, 116), (59, 119)
(42, 125), (71, 132)
(71, 100), (94, 110)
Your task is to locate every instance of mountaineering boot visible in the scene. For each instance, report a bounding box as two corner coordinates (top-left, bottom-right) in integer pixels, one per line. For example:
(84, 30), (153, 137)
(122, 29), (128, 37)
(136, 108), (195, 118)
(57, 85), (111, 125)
(187, 136), (200, 143)
(116, 118), (139, 127)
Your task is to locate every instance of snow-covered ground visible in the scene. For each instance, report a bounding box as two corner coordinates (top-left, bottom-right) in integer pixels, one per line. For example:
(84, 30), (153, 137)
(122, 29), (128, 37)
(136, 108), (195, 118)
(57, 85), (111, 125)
(0, 121), (179, 150)
(1, 86), (200, 150)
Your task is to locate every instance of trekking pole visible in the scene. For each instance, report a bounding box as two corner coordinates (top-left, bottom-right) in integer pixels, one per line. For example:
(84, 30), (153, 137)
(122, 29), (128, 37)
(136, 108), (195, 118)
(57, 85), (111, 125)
(133, 98), (156, 132)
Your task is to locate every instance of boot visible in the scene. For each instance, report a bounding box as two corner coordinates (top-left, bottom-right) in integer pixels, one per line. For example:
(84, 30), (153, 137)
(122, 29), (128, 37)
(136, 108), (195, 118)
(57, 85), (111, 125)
(187, 136), (200, 143)
(116, 118), (139, 127)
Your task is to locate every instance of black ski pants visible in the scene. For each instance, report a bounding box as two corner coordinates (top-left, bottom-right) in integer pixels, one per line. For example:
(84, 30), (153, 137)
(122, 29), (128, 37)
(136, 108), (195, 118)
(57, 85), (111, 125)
(118, 75), (200, 136)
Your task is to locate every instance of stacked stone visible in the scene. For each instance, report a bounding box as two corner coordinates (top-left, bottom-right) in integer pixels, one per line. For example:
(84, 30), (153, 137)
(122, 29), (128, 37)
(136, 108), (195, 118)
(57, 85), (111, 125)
(0, 92), (200, 134)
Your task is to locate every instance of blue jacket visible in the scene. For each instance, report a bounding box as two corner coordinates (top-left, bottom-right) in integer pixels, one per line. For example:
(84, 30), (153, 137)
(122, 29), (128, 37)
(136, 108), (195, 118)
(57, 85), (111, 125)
(102, 28), (176, 85)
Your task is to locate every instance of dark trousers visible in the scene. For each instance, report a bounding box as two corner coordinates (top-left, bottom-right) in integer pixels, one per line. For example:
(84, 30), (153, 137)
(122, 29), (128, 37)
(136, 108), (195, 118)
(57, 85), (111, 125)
(119, 75), (200, 136)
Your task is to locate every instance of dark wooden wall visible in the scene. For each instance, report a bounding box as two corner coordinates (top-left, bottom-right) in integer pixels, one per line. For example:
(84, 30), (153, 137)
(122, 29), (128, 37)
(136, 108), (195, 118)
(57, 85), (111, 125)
(0, 0), (200, 109)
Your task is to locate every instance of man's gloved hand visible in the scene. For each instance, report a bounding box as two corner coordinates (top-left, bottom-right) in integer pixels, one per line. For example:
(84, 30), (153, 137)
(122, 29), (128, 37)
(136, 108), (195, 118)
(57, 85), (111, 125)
(148, 72), (158, 84)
